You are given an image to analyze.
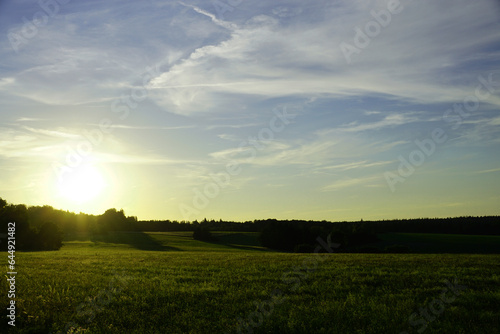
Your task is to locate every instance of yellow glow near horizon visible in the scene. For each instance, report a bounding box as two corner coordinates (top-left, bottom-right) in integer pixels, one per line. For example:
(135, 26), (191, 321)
(57, 164), (106, 204)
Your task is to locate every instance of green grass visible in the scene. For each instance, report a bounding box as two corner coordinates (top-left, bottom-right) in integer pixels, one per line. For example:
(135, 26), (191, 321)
(1, 232), (499, 333)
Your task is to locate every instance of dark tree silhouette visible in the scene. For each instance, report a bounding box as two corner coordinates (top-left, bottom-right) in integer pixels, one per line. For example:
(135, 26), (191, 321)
(0, 198), (63, 251)
(193, 226), (216, 242)
(37, 222), (63, 250)
(96, 208), (135, 233)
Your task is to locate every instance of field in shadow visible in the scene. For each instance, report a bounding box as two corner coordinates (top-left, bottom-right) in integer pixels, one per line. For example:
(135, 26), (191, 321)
(90, 232), (181, 251)
(63, 231), (271, 252)
(374, 233), (500, 254)
(211, 232), (271, 251)
(63, 231), (500, 254)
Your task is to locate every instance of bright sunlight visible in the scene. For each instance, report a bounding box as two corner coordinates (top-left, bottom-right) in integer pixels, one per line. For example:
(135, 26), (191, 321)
(57, 164), (106, 204)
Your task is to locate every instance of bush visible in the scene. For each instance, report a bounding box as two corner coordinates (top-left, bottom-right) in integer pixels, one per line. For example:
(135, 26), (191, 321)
(193, 228), (216, 242)
(36, 222), (63, 250)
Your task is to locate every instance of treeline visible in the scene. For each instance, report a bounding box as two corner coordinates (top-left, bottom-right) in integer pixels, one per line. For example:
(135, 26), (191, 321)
(138, 219), (261, 232)
(258, 220), (380, 252)
(139, 217), (500, 235)
(0, 199), (64, 250)
(352, 217), (500, 235)
(1, 196), (499, 252)
(0, 197), (138, 251)
(257, 217), (500, 252)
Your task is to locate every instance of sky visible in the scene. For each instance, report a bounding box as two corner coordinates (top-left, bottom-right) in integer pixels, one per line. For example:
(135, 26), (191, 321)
(0, 0), (499, 222)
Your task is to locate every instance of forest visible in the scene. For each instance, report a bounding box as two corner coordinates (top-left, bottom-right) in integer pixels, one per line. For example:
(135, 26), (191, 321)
(1, 197), (499, 252)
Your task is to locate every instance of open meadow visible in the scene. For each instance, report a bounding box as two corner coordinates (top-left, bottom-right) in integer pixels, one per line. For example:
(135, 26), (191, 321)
(2, 0), (500, 332)
(2, 232), (500, 333)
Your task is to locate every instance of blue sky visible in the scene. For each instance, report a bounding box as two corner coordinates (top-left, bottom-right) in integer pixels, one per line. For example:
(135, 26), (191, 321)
(1, 0), (499, 221)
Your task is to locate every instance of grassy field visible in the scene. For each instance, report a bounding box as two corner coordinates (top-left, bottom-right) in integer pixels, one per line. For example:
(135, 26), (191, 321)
(1, 232), (499, 333)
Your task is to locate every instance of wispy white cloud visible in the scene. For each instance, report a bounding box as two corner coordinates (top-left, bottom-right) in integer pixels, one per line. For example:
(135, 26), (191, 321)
(322, 175), (381, 191)
(0, 127), (62, 160)
(93, 152), (193, 166)
(16, 117), (47, 122)
(178, 1), (238, 30)
(21, 126), (80, 139)
(316, 160), (393, 172)
(103, 124), (197, 131)
(206, 123), (261, 130)
(474, 168), (500, 174)
(147, 0), (500, 115)
(338, 114), (419, 132)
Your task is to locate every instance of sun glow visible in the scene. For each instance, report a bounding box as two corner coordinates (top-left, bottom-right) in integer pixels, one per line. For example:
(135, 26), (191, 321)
(57, 165), (106, 204)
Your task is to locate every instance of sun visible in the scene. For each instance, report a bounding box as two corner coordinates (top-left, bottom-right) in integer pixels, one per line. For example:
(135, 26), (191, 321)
(57, 165), (106, 203)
